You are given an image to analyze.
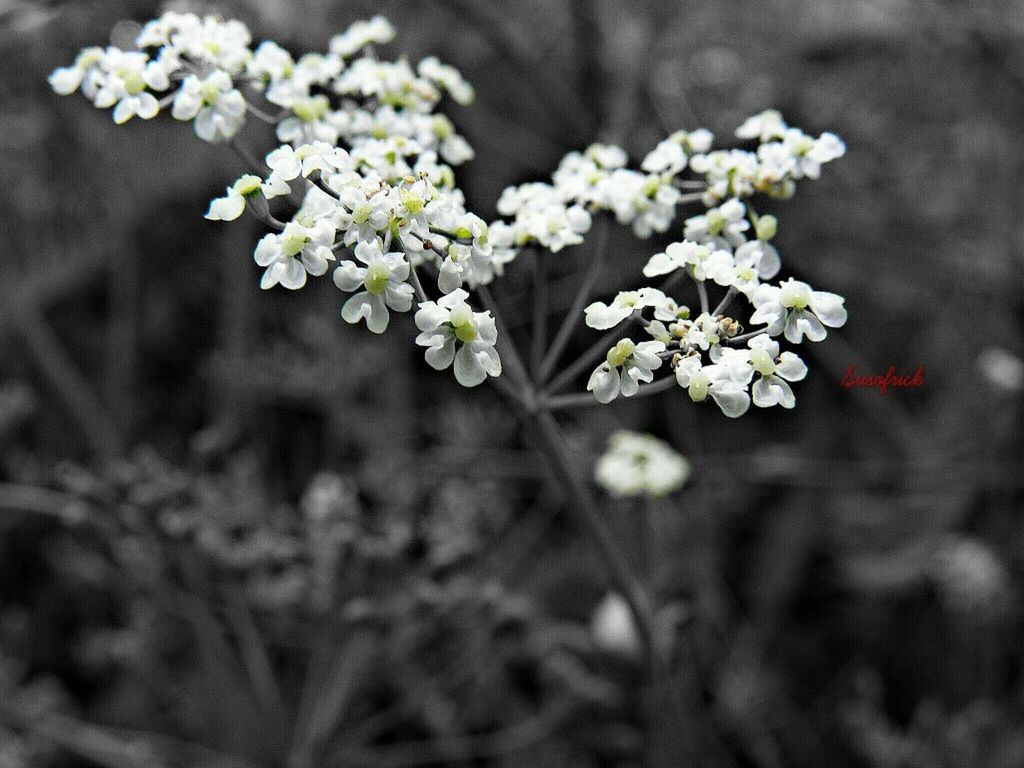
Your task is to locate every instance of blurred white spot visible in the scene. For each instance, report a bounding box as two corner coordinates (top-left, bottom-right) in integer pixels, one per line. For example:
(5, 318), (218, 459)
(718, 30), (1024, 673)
(591, 592), (640, 658)
(976, 347), (1024, 392)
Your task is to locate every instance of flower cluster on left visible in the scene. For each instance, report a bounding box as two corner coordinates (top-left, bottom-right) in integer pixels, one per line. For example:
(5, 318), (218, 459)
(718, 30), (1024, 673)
(51, 12), (505, 387)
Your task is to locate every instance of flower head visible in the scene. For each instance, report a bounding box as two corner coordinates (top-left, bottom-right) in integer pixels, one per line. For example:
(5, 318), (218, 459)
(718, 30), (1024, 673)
(595, 430), (691, 498)
(333, 239), (414, 333)
(414, 289), (502, 386)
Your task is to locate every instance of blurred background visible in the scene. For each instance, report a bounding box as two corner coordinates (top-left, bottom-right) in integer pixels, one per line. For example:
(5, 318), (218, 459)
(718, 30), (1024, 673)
(2, 0), (1024, 765)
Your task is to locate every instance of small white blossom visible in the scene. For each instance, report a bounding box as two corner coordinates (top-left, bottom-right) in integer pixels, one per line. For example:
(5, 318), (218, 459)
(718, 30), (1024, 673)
(171, 70), (246, 142)
(595, 430), (691, 498)
(747, 335), (807, 408)
(333, 240), (414, 333)
(674, 354), (751, 417)
(329, 16), (396, 58)
(414, 289), (502, 387)
(750, 279), (847, 342)
(254, 219), (336, 290)
(205, 174), (264, 221)
(587, 339), (665, 403)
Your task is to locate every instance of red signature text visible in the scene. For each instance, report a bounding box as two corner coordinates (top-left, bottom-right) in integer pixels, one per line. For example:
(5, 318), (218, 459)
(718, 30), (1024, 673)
(841, 365), (924, 395)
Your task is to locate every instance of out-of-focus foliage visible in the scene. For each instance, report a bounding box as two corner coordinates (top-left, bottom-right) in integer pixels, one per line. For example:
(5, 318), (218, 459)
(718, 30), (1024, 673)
(2, 0), (1024, 766)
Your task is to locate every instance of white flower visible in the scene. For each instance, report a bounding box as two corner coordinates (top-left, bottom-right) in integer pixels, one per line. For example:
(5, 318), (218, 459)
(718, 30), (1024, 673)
(750, 279), (847, 342)
(747, 335), (807, 408)
(584, 288), (676, 330)
(253, 219), (336, 290)
(171, 70), (246, 142)
(333, 240), (413, 333)
(683, 198), (749, 247)
(674, 354), (751, 417)
(329, 16), (396, 58)
(587, 339), (665, 403)
(736, 109), (788, 142)
(585, 143), (628, 170)
(976, 347), (1024, 392)
(418, 56), (474, 105)
(414, 289), (502, 387)
(595, 430), (691, 498)
(49, 46), (105, 95)
(591, 592), (640, 657)
(205, 174), (264, 221)
(641, 138), (687, 174)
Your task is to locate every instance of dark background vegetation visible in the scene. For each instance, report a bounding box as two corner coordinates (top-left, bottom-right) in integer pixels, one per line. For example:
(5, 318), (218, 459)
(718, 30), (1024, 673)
(2, 0), (1024, 765)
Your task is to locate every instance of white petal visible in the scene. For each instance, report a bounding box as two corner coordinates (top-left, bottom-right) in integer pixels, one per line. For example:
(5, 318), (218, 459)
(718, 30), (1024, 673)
(454, 345), (487, 387)
(810, 292), (848, 328)
(136, 92), (159, 120)
(424, 336), (457, 370)
(775, 352), (807, 382)
(206, 193), (246, 221)
(278, 258), (307, 290)
(710, 384), (750, 418)
(587, 364), (620, 404)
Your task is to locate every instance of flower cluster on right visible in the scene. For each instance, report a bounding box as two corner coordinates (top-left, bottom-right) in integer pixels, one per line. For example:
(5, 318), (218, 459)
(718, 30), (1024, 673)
(582, 112), (848, 416)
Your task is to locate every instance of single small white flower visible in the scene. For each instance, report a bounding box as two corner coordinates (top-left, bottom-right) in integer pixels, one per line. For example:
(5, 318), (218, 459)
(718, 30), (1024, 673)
(747, 335), (807, 409)
(683, 198), (749, 247)
(205, 174), (264, 221)
(750, 279), (847, 342)
(641, 138), (687, 174)
(253, 219), (336, 290)
(333, 239), (413, 333)
(418, 56), (474, 105)
(587, 339), (665, 403)
(172, 70), (246, 142)
(976, 347), (1024, 392)
(674, 354), (752, 417)
(591, 592), (640, 657)
(414, 289), (502, 387)
(736, 109), (788, 142)
(329, 16), (396, 58)
(595, 430), (691, 499)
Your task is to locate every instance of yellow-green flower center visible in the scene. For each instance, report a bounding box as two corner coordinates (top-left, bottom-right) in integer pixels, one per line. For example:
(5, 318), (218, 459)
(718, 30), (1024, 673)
(707, 209), (727, 236)
(750, 348), (775, 376)
(200, 79), (222, 105)
(120, 69), (146, 95)
(606, 339), (636, 368)
(363, 262), (391, 295)
(293, 95), (329, 123)
(351, 204), (373, 225)
(688, 374), (709, 402)
(450, 305), (476, 343)
(280, 226), (308, 257)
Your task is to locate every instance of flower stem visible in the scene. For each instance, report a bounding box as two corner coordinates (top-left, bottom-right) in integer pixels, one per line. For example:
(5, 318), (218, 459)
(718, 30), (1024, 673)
(538, 217), (609, 383)
(530, 250), (548, 381)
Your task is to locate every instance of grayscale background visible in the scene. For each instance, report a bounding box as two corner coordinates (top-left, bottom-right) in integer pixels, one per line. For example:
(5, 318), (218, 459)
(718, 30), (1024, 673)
(1, 1), (1023, 766)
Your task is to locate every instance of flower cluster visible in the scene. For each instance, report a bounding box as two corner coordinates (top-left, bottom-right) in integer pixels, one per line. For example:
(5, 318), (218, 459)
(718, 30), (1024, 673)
(52, 14), (849, 406)
(594, 430), (691, 498)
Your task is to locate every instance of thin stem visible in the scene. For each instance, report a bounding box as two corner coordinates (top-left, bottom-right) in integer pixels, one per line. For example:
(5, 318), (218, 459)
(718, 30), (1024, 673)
(541, 374), (677, 411)
(677, 191), (707, 204)
(229, 138), (267, 173)
(695, 279), (709, 315)
(727, 328), (769, 346)
(538, 218), (609, 382)
(712, 286), (737, 317)
(530, 250), (548, 381)
(476, 284), (532, 391)
(657, 269), (686, 295)
(543, 313), (642, 396)
(408, 262), (429, 304)
(245, 102), (285, 124)
(526, 411), (655, 645)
